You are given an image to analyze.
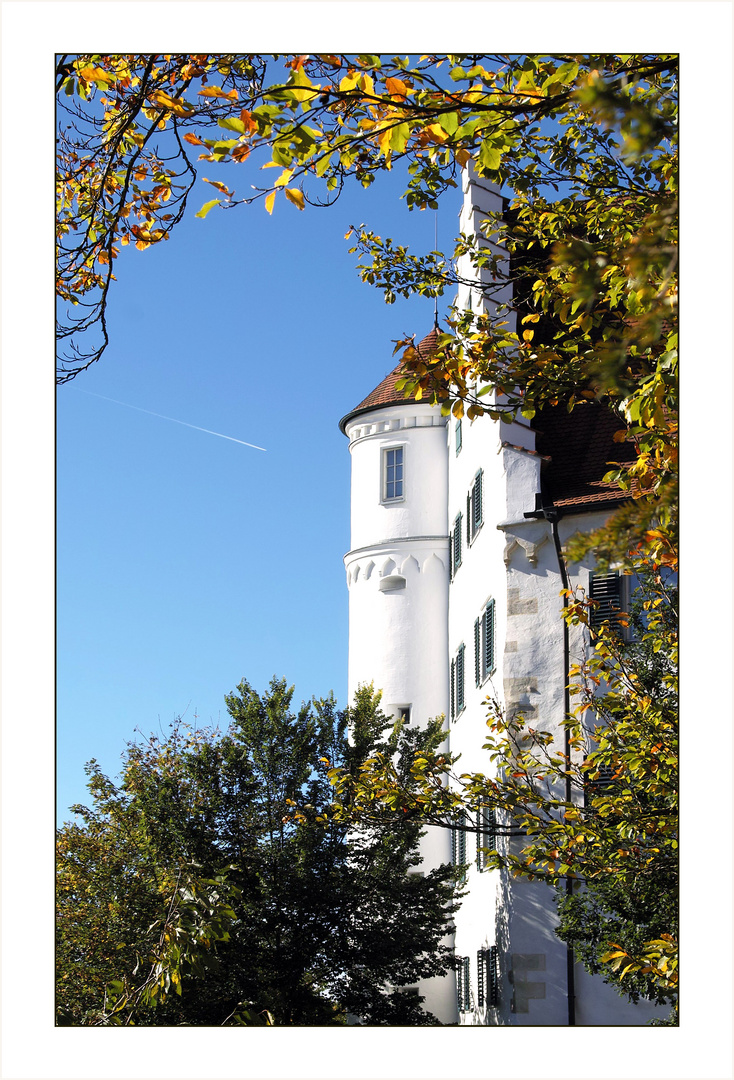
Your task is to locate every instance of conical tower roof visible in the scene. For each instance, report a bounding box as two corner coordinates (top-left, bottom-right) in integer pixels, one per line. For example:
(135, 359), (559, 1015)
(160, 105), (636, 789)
(339, 328), (439, 434)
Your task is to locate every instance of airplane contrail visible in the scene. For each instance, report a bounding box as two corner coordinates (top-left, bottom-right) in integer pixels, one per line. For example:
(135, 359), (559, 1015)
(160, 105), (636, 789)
(76, 389), (267, 451)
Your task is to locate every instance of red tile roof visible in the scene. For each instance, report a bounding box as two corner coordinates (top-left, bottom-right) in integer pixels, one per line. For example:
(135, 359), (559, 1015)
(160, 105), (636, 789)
(339, 328), (439, 432)
(532, 402), (636, 512)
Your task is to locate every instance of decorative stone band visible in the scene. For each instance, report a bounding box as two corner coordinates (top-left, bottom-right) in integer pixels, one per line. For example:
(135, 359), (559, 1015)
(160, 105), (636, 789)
(346, 411), (447, 446)
(344, 536), (449, 589)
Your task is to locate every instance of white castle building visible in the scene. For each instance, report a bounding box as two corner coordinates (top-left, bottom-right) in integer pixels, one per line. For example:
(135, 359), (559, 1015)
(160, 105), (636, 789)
(340, 170), (663, 1025)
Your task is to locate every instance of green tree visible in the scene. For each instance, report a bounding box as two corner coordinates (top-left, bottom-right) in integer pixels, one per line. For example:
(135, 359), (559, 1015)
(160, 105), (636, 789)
(57, 679), (459, 1026)
(325, 567), (678, 1022)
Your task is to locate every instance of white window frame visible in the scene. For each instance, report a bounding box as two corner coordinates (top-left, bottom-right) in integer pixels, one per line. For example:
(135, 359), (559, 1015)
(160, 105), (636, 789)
(381, 444), (406, 504)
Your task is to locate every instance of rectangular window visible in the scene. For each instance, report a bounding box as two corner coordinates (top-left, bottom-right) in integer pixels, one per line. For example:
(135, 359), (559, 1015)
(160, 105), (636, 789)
(455, 419), (462, 455)
(452, 514), (462, 575)
(456, 956), (471, 1013)
(476, 805), (497, 871)
(589, 571), (623, 631)
(468, 470), (483, 543)
(383, 446), (404, 501)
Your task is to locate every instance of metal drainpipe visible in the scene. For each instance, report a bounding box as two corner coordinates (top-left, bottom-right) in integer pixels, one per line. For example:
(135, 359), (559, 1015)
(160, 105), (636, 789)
(544, 506), (576, 1028)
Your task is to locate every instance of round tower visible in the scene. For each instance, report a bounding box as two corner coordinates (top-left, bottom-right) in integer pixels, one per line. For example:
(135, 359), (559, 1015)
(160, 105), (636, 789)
(340, 329), (455, 1023)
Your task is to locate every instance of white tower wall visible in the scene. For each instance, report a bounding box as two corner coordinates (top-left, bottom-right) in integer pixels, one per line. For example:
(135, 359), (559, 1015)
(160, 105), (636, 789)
(343, 397), (455, 1024)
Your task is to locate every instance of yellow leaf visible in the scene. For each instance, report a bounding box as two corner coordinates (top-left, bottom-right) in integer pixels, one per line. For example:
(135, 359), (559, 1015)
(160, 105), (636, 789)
(78, 65), (112, 85)
(265, 190), (277, 215)
(339, 72), (359, 92)
(198, 85), (239, 101)
(273, 168), (295, 189)
(425, 124), (448, 144)
(284, 187), (305, 210)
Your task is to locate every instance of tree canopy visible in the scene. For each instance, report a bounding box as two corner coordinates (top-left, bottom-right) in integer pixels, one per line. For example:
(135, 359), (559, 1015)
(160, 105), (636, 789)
(57, 52), (677, 568)
(57, 679), (459, 1026)
(325, 565), (678, 1022)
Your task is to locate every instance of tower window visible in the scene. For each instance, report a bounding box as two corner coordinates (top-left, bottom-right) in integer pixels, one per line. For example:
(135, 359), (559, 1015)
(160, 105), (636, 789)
(383, 446), (404, 502)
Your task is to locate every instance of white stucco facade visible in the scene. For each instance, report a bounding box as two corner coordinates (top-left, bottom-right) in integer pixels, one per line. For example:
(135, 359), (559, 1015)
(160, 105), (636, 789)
(340, 169), (665, 1026)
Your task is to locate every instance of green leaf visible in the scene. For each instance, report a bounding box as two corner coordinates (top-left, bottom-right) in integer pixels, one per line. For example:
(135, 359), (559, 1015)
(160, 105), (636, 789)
(218, 116), (246, 134)
(478, 141), (501, 172)
(195, 199), (221, 219)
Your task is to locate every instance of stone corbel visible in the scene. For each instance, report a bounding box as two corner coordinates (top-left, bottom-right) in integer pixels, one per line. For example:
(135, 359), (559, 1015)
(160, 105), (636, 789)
(503, 532), (549, 566)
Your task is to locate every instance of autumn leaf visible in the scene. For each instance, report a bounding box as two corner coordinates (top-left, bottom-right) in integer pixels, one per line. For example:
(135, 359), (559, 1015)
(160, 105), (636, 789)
(264, 190), (277, 215)
(147, 91), (195, 118)
(198, 86), (239, 101)
(284, 187), (305, 210)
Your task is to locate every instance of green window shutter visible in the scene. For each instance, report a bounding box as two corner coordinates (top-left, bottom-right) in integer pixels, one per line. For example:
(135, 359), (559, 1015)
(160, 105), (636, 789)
(455, 419), (462, 454)
(484, 598), (495, 676)
(448, 533), (453, 581)
(463, 956), (471, 1012)
(477, 806), (496, 871)
(477, 950), (485, 1009)
(488, 946), (499, 1005)
(458, 813), (467, 865)
(474, 617), (481, 687)
(475, 469), (483, 528)
(589, 571), (622, 630)
(453, 515), (462, 573)
(456, 957), (464, 1012)
(466, 492), (471, 545)
(457, 643), (465, 712)
(452, 815), (467, 885)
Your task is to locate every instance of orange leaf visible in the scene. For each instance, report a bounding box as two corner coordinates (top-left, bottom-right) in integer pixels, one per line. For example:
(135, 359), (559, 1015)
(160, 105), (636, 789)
(183, 132), (205, 146)
(385, 76), (409, 98)
(198, 86), (238, 101)
(239, 109), (258, 134)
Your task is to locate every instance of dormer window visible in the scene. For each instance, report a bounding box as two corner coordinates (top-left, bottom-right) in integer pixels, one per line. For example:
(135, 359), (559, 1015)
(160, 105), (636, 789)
(383, 446), (404, 502)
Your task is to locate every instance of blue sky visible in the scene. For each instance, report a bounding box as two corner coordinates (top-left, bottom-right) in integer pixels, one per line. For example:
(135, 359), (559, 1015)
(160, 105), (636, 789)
(56, 149), (459, 821)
